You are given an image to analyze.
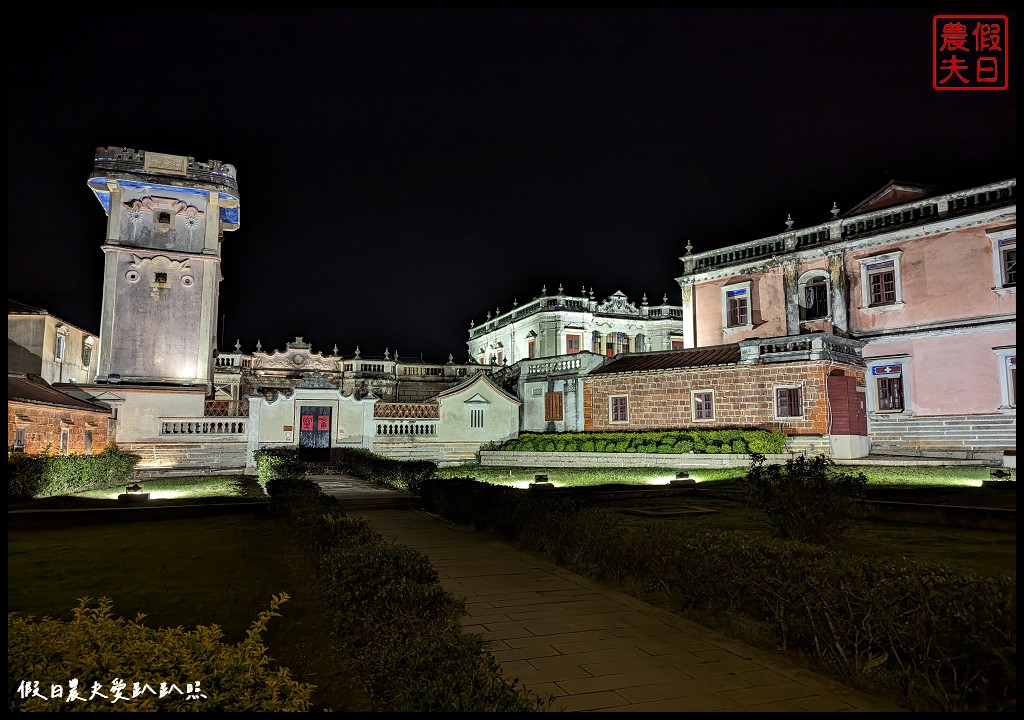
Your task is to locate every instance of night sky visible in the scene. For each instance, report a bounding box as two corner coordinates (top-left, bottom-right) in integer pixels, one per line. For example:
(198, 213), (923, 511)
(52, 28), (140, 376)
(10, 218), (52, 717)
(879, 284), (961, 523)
(7, 9), (1016, 364)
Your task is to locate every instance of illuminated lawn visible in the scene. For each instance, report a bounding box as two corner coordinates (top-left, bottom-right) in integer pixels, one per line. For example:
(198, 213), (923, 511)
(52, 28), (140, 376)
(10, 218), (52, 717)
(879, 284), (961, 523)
(433, 463), (993, 489)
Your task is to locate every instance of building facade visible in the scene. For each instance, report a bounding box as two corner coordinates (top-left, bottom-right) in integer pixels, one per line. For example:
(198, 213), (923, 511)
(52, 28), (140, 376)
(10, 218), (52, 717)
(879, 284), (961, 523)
(8, 300), (98, 386)
(467, 286), (688, 365)
(675, 179), (1015, 461)
(582, 334), (869, 458)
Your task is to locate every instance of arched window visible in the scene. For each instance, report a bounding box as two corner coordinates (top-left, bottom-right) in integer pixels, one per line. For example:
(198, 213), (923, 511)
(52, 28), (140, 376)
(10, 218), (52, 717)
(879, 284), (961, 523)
(797, 270), (830, 321)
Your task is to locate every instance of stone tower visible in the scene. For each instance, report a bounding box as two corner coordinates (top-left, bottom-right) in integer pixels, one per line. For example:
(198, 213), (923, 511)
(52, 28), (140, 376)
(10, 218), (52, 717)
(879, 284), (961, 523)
(87, 147), (240, 392)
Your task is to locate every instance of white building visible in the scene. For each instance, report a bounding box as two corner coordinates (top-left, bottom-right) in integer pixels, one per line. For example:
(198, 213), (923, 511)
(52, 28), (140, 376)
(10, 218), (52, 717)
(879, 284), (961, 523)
(467, 285), (688, 365)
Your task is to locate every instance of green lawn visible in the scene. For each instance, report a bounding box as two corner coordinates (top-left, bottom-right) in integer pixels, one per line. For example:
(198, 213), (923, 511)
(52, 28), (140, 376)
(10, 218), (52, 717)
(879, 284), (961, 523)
(433, 462), (993, 489)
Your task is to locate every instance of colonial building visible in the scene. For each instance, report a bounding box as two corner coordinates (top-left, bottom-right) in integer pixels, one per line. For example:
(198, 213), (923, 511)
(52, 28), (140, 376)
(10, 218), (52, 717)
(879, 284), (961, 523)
(8, 300), (98, 386)
(466, 286), (687, 365)
(675, 178), (1016, 461)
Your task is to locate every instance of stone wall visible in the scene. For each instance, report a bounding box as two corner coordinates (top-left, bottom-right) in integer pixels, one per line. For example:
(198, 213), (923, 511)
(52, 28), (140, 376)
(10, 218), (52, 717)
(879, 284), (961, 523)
(373, 441), (486, 466)
(118, 441), (247, 476)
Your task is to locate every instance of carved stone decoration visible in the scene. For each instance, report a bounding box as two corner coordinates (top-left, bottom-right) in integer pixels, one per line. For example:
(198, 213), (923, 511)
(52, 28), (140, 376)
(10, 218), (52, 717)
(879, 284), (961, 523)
(129, 254), (192, 273)
(595, 290), (641, 316)
(297, 372), (337, 389)
(235, 339), (241, 352)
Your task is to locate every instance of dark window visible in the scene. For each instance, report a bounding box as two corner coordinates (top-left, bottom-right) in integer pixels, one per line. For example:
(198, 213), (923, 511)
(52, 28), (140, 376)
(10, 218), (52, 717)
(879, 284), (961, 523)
(544, 392), (564, 421)
(1002, 247), (1016, 287)
(155, 272), (168, 284)
(60, 428), (70, 455)
(14, 428), (26, 451)
(869, 270), (896, 306)
(804, 279), (828, 319)
(877, 376), (904, 411)
(84, 430), (93, 454)
(528, 340), (535, 359)
(470, 408), (484, 428)
(611, 395), (628, 422)
(157, 211), (171, 224)
(82, 343), (93, 368)
(727, 295), (749, 327)
(693, 391), (714, 419)
(775, 388), (803, 417)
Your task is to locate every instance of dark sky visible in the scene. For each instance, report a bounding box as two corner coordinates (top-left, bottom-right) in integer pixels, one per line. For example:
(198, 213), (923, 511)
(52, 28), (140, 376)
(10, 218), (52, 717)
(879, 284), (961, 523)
(8, 8), (1016, 363)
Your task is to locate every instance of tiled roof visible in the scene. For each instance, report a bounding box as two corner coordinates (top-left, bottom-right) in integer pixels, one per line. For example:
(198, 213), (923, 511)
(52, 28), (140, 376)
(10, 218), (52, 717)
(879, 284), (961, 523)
(8, 373), (112, 413)
(589, 344), (741, 375)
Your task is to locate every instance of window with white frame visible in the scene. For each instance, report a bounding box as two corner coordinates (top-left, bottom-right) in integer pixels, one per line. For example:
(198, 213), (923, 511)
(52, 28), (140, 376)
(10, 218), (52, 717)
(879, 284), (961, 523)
(774, 386), (803, 418)
(610, 395), (629, 423)
(797, 270), (830, 321)
(692, 390), (715, 420)
(994, 347), (1016, 409)
(857, 251), (904, 310)
(722, 281), (752, 330)
(55, 327), (68, 362)
(866, 358), (910, 413)
(82, 338), (94, 368)
(989, 229), (1016, 292)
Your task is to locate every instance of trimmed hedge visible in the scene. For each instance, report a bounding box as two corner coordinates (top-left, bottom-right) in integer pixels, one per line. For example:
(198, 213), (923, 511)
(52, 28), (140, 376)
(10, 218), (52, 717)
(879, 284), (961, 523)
(496, 429), (785, 455)
(266, 477), (548, 711)
(7, 446), (140, 499)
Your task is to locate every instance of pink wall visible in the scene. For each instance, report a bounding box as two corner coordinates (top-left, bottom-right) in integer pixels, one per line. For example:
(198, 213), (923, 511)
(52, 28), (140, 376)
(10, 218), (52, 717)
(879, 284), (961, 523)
(694, 267), (787, 346)
(849, 226), (1014, 334)
(863, 328), (1016, 415)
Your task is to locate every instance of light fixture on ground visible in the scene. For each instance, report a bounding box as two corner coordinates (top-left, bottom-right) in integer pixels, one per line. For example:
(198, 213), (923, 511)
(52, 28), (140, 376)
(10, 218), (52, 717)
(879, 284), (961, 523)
(670, 471), (696, 487)
(529, 473), (554, 490)
(118, 481), (150, 503)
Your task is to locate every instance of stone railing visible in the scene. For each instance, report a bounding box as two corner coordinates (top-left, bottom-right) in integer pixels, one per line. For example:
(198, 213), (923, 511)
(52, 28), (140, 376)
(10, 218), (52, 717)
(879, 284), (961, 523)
(525, 357), (585, 375)
(375, 421), (439, 437)
(160, 418), (247, 436)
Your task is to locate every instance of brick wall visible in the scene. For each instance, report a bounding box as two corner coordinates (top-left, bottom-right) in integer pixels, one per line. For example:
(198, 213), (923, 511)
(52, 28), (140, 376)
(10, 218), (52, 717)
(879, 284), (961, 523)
(584, 361), (864, 436)
(8, 400), (112, 455)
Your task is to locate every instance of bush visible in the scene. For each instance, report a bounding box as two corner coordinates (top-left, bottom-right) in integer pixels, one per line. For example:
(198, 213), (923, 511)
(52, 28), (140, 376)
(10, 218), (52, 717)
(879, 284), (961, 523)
(254, 448), (306, 491)
(8, 594), (314, 712)
(742, 453), (868, 544)
(7, 446), (140, 499)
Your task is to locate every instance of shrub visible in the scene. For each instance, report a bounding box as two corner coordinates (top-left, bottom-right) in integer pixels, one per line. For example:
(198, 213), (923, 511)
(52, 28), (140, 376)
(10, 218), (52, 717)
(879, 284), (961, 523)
(8, 594), (314, 712)
(7, 446), (140, 499)
(742, 453), (868, 544)
(580, 441), (594, 452)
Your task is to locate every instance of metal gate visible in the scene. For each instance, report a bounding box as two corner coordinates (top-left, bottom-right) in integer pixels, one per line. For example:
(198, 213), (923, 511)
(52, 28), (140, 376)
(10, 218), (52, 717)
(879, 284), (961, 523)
(298, 406), (332, 462)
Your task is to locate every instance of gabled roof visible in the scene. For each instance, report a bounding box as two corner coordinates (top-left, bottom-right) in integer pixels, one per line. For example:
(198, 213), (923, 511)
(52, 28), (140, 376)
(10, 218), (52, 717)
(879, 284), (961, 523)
(432, 372), (522, 405)
(589, 344), (741, 375)
(8, 373), (112, 413)
(845, 180), (936, 216)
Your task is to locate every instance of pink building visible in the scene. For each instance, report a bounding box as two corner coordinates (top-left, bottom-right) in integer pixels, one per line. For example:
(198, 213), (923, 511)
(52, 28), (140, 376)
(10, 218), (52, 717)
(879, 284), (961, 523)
(677, 179), (1015, 461)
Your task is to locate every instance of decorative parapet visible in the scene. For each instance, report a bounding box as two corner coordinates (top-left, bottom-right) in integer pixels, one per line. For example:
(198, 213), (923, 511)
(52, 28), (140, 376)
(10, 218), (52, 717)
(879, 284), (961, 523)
(374, 403), (440, 419)
(680, 179), (1015, 275)
(161, 418), (247, 436)
(375, 420), (439, 436)
(738, 333), (866, 365)
(93, 146), (238, 191)
(524, 356), (584, 376)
